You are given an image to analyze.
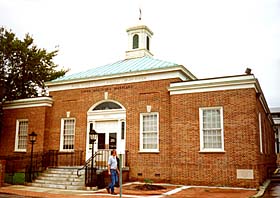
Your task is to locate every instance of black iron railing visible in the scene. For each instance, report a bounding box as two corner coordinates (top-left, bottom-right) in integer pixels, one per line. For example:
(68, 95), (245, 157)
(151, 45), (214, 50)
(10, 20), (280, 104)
(1, 149), (128, 186)
(77, 149), (129, 187)
(77, 152), (99, 177)
(0, 150), (84, 184)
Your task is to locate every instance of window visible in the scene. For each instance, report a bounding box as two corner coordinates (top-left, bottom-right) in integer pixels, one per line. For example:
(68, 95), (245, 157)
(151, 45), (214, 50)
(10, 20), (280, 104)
(15, 119), (28, 152)
(133, 34), (139, 49)
(60, 118), (75, 151)
(98, 133), (105, 149)
(140, 112), (159, 152)
(109, 133), (117, 149)
(259, 112), (263, 153)
(146, 36), (150, 50)
(199, 107), (224, 152)
(121, 121), (125, 140)
(93, 102), (122, 111)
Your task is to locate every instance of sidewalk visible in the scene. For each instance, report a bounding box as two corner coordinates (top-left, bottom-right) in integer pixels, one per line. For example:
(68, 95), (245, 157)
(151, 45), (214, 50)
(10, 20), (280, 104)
(0, 183), (257, 198)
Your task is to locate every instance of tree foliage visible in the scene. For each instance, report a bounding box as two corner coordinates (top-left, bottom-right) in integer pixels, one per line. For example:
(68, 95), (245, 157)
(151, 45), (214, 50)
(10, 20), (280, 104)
(0, 27), (68, 101)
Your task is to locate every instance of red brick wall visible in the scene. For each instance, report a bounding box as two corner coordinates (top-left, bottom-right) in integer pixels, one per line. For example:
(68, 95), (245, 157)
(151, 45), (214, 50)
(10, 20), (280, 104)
(48, 79), (179, 182)
(255, 96), (277, 184)
(1, 80), (275, 188)
(169, 88), (276, 188)
(0, 160), (5, 187)
(0, 106), (51, 156)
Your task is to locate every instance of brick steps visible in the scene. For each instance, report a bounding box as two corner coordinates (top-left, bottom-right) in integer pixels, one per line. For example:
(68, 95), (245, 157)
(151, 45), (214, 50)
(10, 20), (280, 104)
(28, 167), (86, 190)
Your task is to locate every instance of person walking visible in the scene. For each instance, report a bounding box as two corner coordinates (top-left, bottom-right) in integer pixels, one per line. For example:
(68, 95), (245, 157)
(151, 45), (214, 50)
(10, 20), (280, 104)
(106, 149), (119, 195)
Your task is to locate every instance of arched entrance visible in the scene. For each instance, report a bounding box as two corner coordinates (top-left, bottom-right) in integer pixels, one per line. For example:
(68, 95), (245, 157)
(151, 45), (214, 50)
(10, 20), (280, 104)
(86, 100), (126, 161)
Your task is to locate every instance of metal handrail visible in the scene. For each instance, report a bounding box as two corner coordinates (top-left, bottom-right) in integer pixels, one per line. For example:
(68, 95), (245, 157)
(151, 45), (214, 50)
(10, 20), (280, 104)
(77, 151), (99, 177)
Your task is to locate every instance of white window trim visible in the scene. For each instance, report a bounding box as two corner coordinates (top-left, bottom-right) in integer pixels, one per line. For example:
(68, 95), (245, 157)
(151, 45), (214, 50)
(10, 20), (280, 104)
(259, 112), (263, 154)
(199, 107), (224, 152)
(140, 112), (159, 152)
(15, 119), (28, 152)
(60, 118), (76, 152)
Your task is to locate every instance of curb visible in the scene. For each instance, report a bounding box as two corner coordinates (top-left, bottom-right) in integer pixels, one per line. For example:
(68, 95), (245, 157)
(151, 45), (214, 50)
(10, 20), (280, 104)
(250, 179), (270, 198)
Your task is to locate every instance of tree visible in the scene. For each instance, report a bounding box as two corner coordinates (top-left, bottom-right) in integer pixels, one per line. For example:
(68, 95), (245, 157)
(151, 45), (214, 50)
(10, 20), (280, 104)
(0, 27), (68, 134)
(0, 27), (68, 101)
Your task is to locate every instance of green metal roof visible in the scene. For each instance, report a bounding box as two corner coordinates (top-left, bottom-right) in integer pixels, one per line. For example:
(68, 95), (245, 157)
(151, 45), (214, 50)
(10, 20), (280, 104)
(52, 56), (180, 82)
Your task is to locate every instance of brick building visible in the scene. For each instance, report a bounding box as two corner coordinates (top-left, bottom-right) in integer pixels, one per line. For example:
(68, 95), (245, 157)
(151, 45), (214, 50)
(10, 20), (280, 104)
(0, 24), (276, 188)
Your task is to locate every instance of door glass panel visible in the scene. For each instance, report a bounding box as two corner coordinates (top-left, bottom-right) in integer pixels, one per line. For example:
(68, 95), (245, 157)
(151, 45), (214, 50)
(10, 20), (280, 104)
(109, 133), (117, 149)
(98, 133), (105, 149)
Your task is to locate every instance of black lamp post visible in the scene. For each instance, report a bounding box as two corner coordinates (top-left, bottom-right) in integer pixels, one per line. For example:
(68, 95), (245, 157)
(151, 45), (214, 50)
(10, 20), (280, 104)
(89, 127), (98, 186)
(28, 131), (37, 182)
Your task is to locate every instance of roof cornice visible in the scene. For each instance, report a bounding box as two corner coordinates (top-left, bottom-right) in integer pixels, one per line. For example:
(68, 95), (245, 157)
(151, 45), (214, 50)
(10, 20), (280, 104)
(169, 75), (257, 94)
(46, 65), (196, 92)
(3, 97), (53, 110)
(169, 74), (273, 124)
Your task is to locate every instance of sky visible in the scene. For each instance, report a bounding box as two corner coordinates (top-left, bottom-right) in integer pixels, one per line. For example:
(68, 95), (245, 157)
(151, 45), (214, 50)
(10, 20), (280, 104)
(0, 0), (279, 107)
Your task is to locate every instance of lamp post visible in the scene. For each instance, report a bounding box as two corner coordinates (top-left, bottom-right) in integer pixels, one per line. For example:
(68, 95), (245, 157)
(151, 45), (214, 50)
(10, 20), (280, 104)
(89, 128), (98, 186)
(28, 131), (37, 182)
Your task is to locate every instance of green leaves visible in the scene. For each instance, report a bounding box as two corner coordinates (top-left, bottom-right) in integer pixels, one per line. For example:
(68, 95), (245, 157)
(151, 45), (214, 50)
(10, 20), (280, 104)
(0, 27), (68, 101)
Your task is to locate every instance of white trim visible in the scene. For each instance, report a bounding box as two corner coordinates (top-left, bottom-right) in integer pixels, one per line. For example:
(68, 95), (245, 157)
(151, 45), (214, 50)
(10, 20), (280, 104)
(60, 118), (76, 152)
(46, 68), (193, 92)
(271, 107), (280, 113)
(87, 100), (126, 121)
(3, 97), (53, 109)
(139, 112), (159, 152)
(169, 75), (257, 95)
(89, 99), (126, 112)
(273, 117), (280, 125)
(86, 100), (126, 160)
(199, 107), (224, 152)
(259, 112), (263, 154)
(14, 119), (28, 152)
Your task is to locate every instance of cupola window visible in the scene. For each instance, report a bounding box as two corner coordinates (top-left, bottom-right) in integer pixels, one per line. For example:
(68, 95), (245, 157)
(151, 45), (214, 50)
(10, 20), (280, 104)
(146, 36), (150, 50)
(133, 34), (139, 49)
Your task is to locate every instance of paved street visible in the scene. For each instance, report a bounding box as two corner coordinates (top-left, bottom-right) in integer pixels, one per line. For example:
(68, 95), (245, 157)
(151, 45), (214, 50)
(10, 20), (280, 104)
(0, 193), (32, 198)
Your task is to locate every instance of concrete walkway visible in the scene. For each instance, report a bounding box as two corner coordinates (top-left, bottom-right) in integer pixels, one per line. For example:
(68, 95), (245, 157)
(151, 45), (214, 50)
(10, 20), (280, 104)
(263, 182), (280, 197)
(0, 183), (257, 198)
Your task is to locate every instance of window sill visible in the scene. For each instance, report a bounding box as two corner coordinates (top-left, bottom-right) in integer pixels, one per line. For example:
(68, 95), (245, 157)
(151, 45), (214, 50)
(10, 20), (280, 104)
(59, 150), (75, 153)
(138, 150), (160, 154)
(14, 150), (26, 153)
(199, 150), (225, 154)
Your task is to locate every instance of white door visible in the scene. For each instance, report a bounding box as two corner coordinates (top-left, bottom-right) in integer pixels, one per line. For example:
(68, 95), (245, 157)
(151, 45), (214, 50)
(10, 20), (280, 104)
(86, 120), (118, 160)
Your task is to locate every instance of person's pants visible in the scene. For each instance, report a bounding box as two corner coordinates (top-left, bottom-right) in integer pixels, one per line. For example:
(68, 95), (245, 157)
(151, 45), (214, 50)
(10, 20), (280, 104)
(108, 169), (118, 193)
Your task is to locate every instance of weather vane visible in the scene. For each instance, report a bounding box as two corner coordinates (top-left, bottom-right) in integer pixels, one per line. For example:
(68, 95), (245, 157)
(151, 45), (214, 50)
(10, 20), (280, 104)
(139, 8), (142, 21)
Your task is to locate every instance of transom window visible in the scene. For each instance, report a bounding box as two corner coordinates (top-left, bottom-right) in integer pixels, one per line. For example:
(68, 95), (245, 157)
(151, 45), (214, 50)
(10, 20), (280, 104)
(15, 119), (28, 152)
(60, 118), (75, 151)
(93, 102), (122, 111)
(199, 107), (224, 152)
(140, 112), (159, 152)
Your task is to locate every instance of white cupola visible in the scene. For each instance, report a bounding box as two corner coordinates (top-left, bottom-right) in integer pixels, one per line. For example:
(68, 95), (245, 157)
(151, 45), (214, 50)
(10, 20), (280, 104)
(125, 25), (153, 59)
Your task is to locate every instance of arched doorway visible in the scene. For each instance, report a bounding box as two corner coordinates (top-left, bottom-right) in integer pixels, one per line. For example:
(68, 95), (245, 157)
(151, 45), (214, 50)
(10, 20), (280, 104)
(86, 100), (126, 161)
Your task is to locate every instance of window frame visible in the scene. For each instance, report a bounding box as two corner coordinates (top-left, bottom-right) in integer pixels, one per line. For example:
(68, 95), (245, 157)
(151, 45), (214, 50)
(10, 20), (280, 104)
(199, 107), (224, 152)
(60, 118), (76, 152)
(15, 119), (29, 152)
(139, 112), (159, 153)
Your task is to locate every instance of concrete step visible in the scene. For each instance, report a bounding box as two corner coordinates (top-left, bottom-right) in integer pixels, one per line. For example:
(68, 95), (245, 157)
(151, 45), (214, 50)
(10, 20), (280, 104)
(36, 176), (84, 182)
(30, 167), (86, 190)
(40, 173), (82, 178)
(34, 179), (84, 186)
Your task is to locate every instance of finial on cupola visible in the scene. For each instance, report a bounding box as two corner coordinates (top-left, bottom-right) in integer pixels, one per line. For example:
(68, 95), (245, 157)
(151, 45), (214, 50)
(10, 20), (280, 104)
(139, 8), (142, 21)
